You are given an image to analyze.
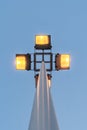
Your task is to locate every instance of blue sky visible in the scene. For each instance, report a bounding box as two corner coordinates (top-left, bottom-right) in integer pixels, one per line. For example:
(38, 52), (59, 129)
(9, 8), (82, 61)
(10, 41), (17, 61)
(0, 0), (87, 130)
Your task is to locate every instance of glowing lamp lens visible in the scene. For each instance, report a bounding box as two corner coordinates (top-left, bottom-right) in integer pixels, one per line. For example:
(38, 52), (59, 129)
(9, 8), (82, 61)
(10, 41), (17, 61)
(60, 55), (70, 69)
(16, 56), (26, 70)
(36, 35), (49, 45)
(16, 54), (31, 70)
(35, 35), (51, 49)
(55, 54), (70, 70)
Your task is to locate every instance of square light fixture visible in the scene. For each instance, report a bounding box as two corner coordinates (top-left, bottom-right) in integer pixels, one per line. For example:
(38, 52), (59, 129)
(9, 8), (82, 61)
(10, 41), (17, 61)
(35, 35), (51, 49)
(16, 53), (31, 70)
(55, 54), (70, 70)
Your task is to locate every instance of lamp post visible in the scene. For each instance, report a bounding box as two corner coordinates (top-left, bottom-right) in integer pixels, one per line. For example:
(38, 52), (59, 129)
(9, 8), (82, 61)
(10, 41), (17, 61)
(15, 34), (70, 87)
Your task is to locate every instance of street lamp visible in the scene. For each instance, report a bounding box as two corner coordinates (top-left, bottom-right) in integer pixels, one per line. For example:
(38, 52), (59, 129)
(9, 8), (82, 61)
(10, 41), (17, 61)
(55, 54), (70, 70)
(15, 34), (71, 87)
(16, 54), (31, 70)
(35, 35), (52, 49)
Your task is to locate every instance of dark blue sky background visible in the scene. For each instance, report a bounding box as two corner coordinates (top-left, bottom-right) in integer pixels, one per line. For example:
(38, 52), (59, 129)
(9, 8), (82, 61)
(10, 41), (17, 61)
(0, 0), (87, 130)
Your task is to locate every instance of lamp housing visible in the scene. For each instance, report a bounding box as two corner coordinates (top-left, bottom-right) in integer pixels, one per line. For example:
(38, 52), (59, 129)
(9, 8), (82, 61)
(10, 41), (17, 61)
(55, 53), (70, 70)
(35, 35), (52, 49)
(16, 53), (31, 70)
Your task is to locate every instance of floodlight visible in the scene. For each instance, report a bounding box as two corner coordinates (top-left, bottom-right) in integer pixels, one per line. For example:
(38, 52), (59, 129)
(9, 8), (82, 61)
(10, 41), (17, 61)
(35, 35), (51, 49)
(55, 54), (70, 70)
(16, 53), (31, 70)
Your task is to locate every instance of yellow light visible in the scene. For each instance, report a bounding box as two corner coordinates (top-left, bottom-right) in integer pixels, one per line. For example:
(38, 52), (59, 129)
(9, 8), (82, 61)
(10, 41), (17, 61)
(16, 56), (26, 70)
(16, 54), (31, 70)
(60, 54), (70, 69)
(36, 35), (49, 45)
(35, 35), (51, 49)
(55, 54), (70, 70)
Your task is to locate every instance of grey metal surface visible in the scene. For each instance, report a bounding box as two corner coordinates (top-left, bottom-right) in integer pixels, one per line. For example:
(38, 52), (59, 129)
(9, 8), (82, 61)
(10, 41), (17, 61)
(28, 62), (59, 130)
